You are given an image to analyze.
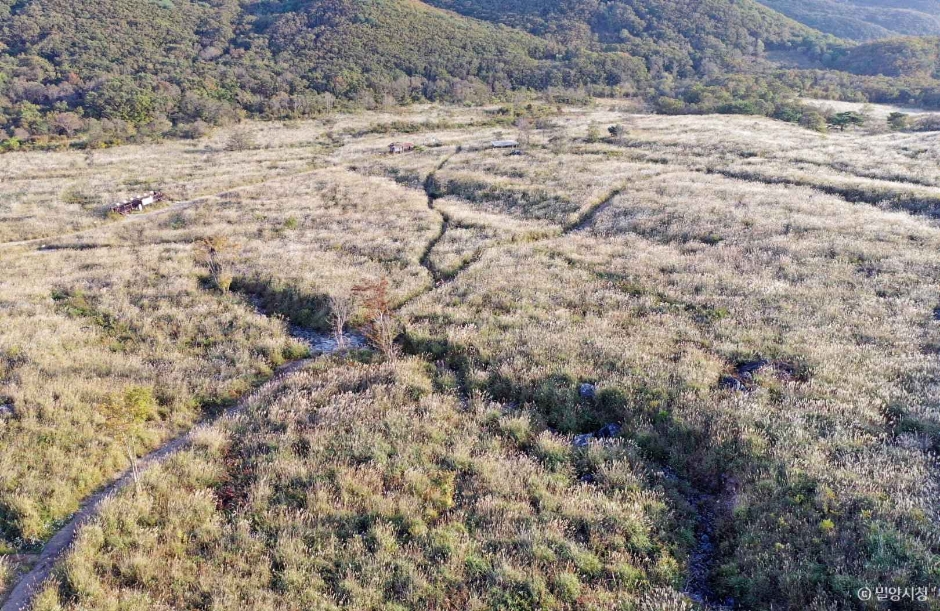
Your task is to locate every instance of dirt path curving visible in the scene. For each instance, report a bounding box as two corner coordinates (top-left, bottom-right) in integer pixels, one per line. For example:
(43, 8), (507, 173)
(0, 356), (315, 611)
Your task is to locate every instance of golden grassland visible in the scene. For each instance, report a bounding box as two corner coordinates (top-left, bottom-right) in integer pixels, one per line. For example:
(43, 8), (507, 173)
(0, 104), (497, 244)
(33, 359), (692, 610)
(0, 141), (318, 244)
(0, 141), (441, 552)
(2, 101), (940, 610)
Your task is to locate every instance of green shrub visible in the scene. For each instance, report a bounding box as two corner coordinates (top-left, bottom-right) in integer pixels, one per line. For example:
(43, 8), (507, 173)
(552, 571), (581, 603)
(498, 414), (533, 447)
(121, 386), (160, 421)
(465, 554), (491, 581)
(569, 548), (603, 578)
(533, 432), (570, 470)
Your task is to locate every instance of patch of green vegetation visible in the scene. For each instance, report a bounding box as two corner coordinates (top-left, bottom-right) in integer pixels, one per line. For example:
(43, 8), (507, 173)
(51, 288), (140, 351)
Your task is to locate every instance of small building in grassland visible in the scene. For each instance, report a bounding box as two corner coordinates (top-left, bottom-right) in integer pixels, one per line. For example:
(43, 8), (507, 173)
(389, 142), (415, 154)
(491, 140), (519, 149)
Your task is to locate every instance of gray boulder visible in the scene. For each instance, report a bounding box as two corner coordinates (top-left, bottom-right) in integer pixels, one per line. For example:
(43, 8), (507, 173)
(579, 383), (596, 400)
(719, 375), (744, 391)
(573, 433), (594, 447)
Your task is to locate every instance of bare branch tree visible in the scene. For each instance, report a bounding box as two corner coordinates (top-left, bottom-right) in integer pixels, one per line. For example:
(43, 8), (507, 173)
(329, 294), (356, 350)
(226, 128), (255, 151)
(194, 235), (236, 292)
(515, 116), (533, 147)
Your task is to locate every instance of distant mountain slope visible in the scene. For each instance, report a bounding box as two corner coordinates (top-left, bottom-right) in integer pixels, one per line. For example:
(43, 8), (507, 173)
(0, 0), (239, 75)
(831, 35), (940, 75)
(2, 0), (939, 145)
(423, 0), (826, 76)
(0, 0), (840, 141)
(235, 0), (563, 98)
(0, 0), (563, 102)
(754, 0), (940, 39)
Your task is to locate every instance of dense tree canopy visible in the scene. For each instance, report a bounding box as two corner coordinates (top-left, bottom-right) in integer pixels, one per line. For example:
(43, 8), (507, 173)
(1, 0), (940, 148)
(754, 0), (940, 40)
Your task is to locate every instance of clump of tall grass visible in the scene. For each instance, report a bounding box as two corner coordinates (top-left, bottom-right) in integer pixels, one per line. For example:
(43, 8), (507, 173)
(0, 557), (10, 597)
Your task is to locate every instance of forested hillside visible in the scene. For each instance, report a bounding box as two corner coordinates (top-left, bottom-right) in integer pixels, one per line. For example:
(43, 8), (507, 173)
(424, 0), (827, 76)
(831, 35), (940, 76)
(755, 0), (940, 40)
(0, 0), (566, 138)
(0, 0), (837, 147)
(2, 0), (940, 149)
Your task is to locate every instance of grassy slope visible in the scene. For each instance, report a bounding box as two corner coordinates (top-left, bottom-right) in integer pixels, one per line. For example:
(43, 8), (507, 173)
(34, 359), (692, 610)
(0, 118), (441, 551)
(8, 106), (940, 610)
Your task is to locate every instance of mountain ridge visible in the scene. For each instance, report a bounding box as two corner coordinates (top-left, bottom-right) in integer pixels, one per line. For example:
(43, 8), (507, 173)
(0, 0), (938, 146)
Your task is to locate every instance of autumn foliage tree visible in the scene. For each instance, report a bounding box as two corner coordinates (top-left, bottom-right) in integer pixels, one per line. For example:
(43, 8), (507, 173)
(352, 278), (399, 359)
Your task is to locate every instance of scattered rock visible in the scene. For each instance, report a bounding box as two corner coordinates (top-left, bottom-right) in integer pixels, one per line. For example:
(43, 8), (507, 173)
(719, 357), (806, 391)
(573, 433), (594, 447)
(934, 306), (940, 321)
(719, 375), (745, 391)
(771, 360), (803, 382)
(736, 359), (771, 378)
(578, 382), (596, 400)
(572, 422), (622, 447)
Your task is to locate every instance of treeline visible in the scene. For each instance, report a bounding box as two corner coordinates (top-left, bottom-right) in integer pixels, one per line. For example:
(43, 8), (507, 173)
(754, 0), (940, 41)
(653, 68), (940, 131)
(654, 84), (883, 133)
(3, 0), (940, 151)
(0, 0), (656, 149)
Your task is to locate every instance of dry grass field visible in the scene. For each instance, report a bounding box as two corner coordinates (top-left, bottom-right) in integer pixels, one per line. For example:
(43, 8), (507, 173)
(2, 102), (939, 610)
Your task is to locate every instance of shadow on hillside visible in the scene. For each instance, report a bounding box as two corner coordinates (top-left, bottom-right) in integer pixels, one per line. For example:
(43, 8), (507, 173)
(231, 275), (333, 333)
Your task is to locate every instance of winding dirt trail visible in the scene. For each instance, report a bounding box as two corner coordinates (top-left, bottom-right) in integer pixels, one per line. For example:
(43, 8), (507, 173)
(0, 156), (356, 610)
(0, 154), (412, 610)
(2, 146), (718, 610)
(0, 356), (318, 611)
(1, 141), (459, 610)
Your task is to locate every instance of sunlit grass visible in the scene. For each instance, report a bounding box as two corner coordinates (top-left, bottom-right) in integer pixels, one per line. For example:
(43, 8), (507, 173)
(5, 102), (940, 610)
